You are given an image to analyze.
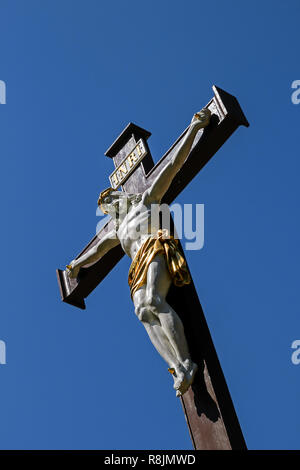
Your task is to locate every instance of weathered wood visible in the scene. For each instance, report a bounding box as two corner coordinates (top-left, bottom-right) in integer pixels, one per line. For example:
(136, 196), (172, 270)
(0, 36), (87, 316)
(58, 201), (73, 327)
(56, 85), (249, 449)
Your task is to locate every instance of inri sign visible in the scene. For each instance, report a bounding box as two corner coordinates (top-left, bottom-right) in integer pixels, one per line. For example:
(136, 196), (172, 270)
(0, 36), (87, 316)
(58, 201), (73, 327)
(109, 139), (147, 189)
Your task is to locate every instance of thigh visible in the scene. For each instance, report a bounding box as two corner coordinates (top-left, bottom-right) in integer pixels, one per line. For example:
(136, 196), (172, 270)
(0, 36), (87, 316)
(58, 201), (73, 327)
(132, 253), (172, 309)
(146, 253), (172, 300)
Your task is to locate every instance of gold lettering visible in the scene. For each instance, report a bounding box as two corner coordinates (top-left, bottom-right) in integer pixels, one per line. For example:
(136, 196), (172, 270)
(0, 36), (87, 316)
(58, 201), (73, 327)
(109, 142), (146, 188)
(136, 142), (143, 156)
(111, 172), (119, 187)
(118, 164), (128, 180)
(127, 151), (138, 168)
(136, 141), (143, 156)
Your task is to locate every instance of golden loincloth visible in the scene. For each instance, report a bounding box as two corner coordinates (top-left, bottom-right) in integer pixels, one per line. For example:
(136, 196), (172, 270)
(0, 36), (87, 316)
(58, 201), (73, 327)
(128, 229), (191, 299)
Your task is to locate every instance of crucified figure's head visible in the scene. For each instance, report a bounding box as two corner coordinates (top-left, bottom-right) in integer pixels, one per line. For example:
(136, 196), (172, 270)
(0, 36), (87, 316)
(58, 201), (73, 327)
(98, 187), (142, 219)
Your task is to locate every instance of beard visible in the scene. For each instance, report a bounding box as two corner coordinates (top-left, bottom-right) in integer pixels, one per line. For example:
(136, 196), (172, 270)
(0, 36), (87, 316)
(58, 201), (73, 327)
(108, 194), (142, 229)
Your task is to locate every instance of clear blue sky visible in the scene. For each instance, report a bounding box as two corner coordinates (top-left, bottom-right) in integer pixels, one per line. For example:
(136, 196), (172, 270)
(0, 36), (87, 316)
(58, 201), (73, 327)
(0, 0), (299, 450)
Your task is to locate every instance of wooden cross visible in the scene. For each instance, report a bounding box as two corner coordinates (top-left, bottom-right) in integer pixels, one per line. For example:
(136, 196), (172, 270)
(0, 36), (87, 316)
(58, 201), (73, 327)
(57, 86), (249, 450)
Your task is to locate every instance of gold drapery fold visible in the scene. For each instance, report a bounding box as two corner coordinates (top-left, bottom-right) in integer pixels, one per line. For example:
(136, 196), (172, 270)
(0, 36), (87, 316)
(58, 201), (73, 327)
(128, 229), (191, 299)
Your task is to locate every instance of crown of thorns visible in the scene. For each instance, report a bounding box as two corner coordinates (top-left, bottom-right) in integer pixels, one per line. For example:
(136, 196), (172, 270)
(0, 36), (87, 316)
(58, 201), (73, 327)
(97, 187), (114, 214)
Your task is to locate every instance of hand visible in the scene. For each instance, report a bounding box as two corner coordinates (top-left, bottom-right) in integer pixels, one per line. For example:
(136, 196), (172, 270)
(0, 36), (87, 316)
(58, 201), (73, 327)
(190, 108), (211, 128)
(66, 260), (80, 279)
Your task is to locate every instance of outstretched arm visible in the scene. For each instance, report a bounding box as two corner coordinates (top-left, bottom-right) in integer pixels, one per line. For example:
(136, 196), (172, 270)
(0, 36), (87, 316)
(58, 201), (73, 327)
(66, 229), (120, 278)
(144, 108), (211, 204)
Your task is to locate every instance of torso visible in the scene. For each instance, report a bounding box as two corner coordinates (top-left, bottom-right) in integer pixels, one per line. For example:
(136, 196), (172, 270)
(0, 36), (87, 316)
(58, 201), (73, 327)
(117, 194), (160, 260)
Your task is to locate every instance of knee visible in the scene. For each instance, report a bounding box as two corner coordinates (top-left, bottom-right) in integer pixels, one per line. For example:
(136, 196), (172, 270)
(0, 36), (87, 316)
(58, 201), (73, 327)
(145, 293), (164, 314)
(134, 293), (165, 322)
(135, 305), (154, 323)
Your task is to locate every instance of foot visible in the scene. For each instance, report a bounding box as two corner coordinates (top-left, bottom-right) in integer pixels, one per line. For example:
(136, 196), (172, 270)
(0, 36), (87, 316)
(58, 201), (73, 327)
(184, 359), (198, 388)
(170, 364), (188, 394)
(188, 362), (198, 385)
(174, 376), (189, 397)
(175, 360), (198, 397)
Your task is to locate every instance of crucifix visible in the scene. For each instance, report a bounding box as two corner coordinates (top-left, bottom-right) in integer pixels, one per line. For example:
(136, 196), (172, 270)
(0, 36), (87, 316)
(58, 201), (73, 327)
(57, 86), (249, 450)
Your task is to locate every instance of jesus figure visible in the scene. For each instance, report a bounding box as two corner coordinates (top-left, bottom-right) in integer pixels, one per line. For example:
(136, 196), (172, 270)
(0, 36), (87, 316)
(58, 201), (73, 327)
(67, 108), (211, 396)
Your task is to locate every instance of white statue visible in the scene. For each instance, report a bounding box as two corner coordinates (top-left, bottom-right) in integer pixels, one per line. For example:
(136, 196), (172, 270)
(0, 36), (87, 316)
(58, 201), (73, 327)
(67, 109), (211, 396)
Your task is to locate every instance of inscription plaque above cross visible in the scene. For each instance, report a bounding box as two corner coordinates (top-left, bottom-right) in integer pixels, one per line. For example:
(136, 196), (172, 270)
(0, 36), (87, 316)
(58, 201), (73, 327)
(57, 86), (249, 450)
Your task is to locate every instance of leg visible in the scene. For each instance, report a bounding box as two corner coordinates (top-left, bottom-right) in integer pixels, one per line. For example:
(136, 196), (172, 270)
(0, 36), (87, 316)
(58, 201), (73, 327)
(145, 254), (197, 395)
(146, 254), (191, 365)
(133, 286), (180, 371)
(133, 253), (197, 395)
(134, 287), (187, 394)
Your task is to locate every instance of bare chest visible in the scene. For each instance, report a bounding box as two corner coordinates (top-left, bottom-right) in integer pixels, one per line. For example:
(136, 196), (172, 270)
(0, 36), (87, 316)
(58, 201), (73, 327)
(117, 204), (160, 258)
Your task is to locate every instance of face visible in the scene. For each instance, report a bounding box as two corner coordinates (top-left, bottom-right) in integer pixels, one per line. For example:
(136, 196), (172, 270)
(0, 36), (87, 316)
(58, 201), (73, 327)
(102, 191), (129, 217)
